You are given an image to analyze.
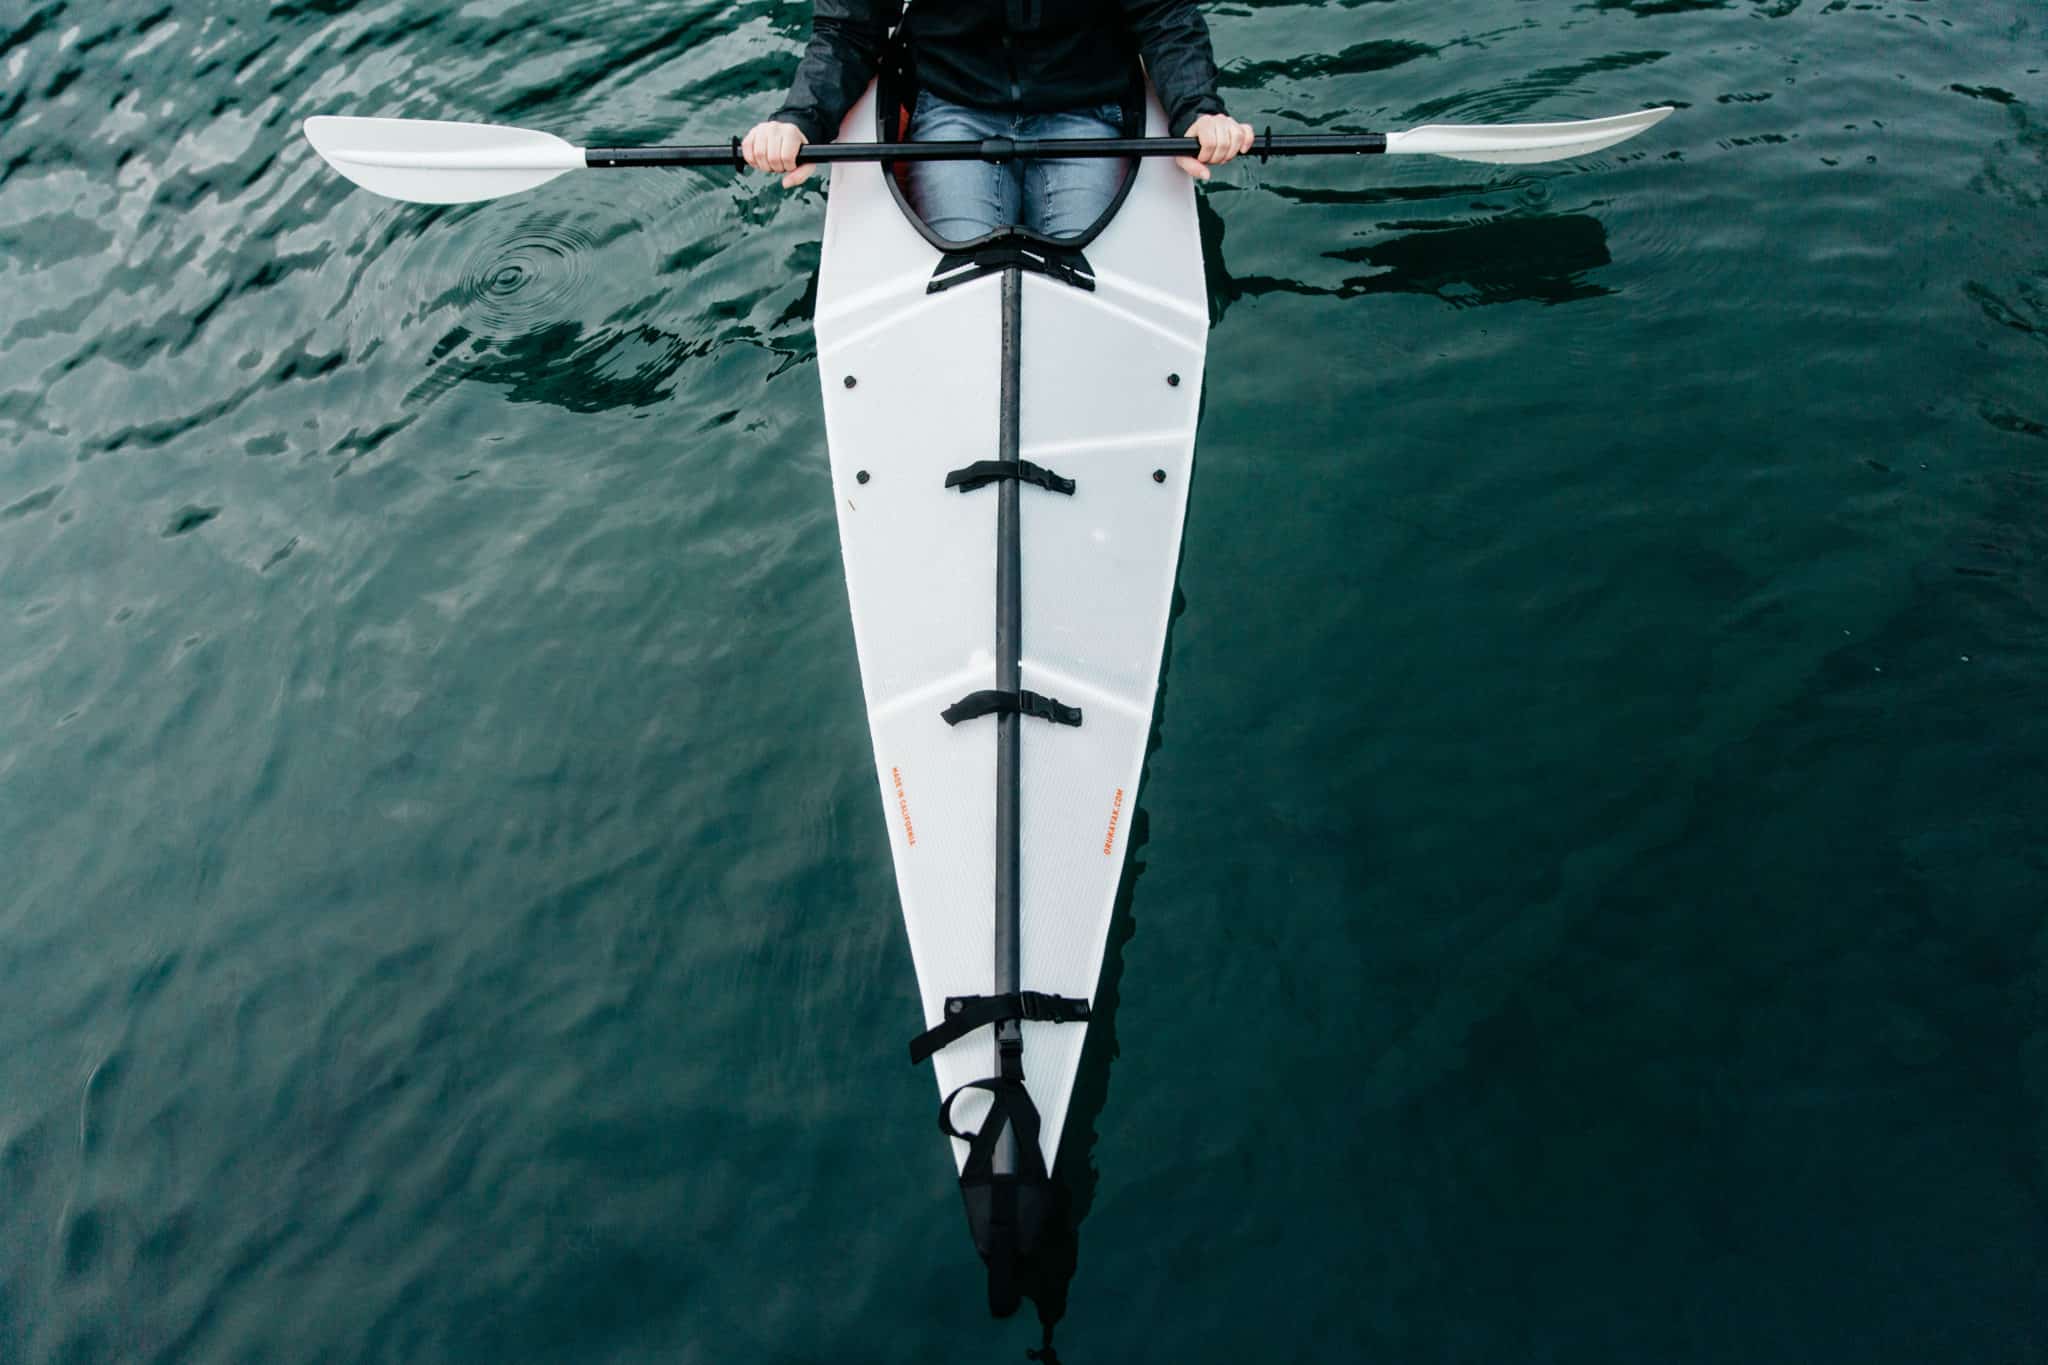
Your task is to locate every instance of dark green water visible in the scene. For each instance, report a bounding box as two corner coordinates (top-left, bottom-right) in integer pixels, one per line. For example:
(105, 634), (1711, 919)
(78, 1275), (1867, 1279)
(4, 1), (2044, 1360)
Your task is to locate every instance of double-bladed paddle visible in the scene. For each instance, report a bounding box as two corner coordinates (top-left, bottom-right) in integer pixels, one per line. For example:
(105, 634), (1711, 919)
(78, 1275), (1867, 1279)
(303, 107), (1675, 205)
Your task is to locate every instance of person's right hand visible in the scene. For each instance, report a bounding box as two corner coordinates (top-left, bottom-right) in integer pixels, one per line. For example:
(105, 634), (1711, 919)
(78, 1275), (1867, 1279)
(741, 121), (818, 188)
(1176, 113), (1256, 180)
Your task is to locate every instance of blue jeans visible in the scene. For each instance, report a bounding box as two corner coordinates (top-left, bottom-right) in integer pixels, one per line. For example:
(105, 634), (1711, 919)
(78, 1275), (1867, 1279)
(905, 91), (1127, 243)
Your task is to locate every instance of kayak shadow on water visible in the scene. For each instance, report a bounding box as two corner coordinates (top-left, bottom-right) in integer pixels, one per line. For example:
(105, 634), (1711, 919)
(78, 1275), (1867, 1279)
(952, 201), (1610, 1355)
(1197, 195), (1617, 318)
(1320, 213), (1615, 309)
(1014, 583), (1189, 1360)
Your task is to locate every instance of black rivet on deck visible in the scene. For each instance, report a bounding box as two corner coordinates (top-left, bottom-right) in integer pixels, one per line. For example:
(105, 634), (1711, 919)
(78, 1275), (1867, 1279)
(843, 375), (857, 389)
(1152, 469), (1166, 484)
(856, 470), (870, 484)
(1166, 372), (1181, 387)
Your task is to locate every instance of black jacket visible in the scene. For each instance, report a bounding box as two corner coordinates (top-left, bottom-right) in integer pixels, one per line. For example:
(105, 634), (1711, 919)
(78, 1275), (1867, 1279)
(771, 0), (1227, 145)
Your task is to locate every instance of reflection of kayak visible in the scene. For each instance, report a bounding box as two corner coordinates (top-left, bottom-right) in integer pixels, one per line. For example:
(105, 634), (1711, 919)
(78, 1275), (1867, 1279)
(815, 78), (1206, 1309)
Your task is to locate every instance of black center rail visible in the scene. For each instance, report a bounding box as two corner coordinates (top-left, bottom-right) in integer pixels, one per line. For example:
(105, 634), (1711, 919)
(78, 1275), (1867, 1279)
(584, 131), (1388, 169)
(900, 234), (1116, 1317)
(993, 263), (1026, 1157)
(913, 261), (1085, 1320)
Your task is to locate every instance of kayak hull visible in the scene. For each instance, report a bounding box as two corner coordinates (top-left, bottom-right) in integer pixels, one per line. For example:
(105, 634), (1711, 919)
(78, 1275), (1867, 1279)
(816, 82), (1207, 1174)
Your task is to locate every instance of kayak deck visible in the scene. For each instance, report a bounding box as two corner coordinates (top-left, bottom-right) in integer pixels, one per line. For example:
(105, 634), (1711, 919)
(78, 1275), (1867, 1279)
(815, 83), (1207, 1176)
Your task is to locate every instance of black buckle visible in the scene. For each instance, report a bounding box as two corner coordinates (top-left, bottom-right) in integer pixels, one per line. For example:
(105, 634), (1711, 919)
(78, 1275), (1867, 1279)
(944, 459), (1075, 496)
(1014, 992), (1083, 1022)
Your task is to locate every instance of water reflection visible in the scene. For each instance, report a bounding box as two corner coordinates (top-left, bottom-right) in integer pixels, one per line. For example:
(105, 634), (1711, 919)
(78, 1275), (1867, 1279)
(1203, 197), (1617, 320)
(1324, 213), (1616, 307)
(1014, 584), (1185, 1356)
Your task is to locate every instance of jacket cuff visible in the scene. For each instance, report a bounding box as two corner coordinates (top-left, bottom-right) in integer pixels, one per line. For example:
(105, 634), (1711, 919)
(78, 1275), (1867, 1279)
(1169, 93), (1228, 136)
(769, 107), (831, 145)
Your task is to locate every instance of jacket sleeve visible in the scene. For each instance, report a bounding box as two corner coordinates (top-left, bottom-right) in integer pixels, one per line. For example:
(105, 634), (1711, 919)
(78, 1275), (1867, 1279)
(1120, 0), (1228, 135)
(770, 0), (896, 144)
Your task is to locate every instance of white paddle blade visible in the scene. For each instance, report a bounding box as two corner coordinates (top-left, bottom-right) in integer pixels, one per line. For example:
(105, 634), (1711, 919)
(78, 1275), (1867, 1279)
(1385, 107), (1673, 165)
(303, 116), (585, 204)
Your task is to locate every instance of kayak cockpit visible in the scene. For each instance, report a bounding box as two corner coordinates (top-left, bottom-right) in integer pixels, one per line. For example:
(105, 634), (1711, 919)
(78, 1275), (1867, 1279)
(873, 64), (1144, 252)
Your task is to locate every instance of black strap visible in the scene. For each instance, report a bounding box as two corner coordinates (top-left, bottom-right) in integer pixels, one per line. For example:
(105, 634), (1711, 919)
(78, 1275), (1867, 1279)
(909, 991), (1091, 1065)
(939, 1074), (1053, 1314)
(928, 244), (1095, 295)
(944, 459), (1076, 496)
(940, 1077), (1046, 1154)
(941, 689), (1082, 728)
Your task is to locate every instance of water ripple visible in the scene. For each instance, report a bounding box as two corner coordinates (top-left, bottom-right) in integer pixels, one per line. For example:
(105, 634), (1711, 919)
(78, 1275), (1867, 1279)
(458, 216), (600, 339)
(3, 0), (2047, 1359)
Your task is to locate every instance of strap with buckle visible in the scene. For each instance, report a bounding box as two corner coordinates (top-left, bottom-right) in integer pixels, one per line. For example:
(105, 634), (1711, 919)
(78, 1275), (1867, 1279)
(909, 991), (1092, 1065)
(940, 689), (1082, 728)
(944, 459), (1076, 496)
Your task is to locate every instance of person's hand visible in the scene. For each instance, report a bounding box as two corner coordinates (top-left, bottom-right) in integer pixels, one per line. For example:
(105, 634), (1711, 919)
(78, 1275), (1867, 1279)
(1176, 113), (1256, 180)
(741, 121), (818, 188)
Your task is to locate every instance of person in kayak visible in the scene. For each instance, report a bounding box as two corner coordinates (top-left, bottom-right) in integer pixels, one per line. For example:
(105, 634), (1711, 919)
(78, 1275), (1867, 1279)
(740, 1), (1255, 243)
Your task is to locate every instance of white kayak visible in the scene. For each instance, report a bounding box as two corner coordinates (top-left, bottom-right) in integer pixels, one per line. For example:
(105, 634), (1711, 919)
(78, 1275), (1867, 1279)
(296, 74), (1675, 1323)
(814, 78), (1206, 1301)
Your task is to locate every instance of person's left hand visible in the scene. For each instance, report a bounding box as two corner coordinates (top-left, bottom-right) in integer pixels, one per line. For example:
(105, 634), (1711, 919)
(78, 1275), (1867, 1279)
(1177, 113), (1256, 180)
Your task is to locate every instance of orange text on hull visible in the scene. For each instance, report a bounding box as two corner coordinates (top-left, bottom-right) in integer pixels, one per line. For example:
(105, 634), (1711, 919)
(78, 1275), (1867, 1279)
(1102, 787), (1124, 856)
(892, 766), (916, 847)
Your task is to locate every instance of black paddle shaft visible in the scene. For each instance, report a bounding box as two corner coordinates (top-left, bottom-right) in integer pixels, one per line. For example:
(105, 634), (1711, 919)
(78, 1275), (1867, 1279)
(583, 131), (1388, 170)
